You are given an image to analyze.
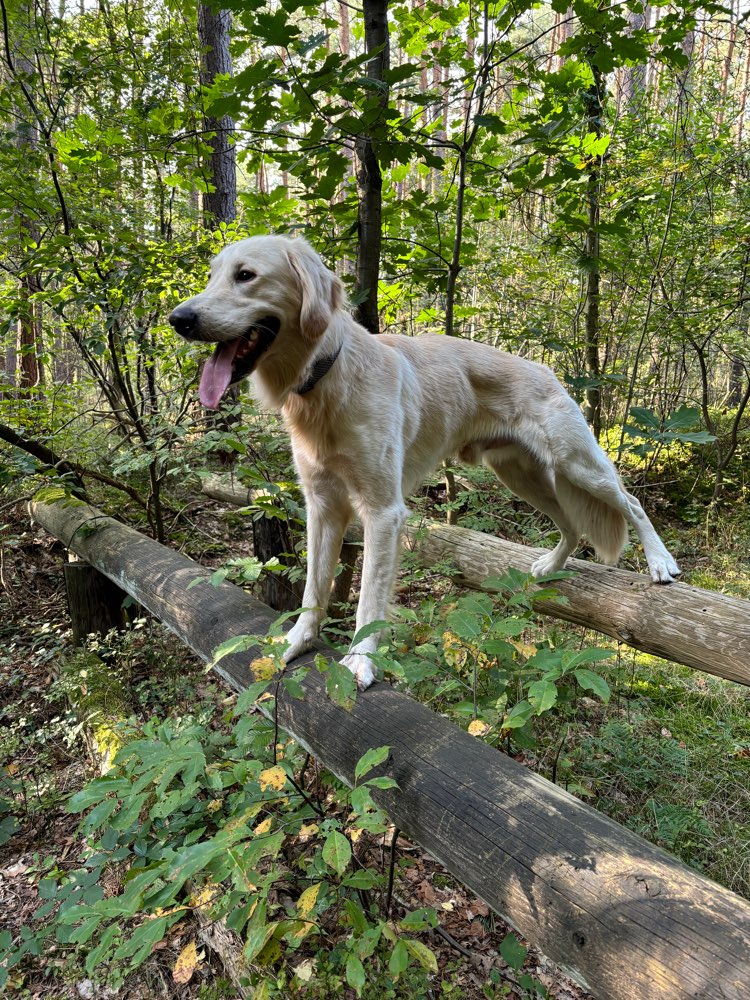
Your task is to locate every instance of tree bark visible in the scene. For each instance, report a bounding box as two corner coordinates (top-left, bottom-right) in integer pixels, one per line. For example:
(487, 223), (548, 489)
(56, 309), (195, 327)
(198, 5), (236, 226)
(354, 0), (389, 335)
(582, 64), (605, 441)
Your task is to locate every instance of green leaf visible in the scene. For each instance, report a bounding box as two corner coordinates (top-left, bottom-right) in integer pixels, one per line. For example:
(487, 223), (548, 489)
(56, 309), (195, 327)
(527, 679), (558, 715)
(354, 745), (390, 783)
(346, 952), (366, 995)
(324, 659), (357, 710)
(244, 901), (278, 963)
(0, 815), (19, 846)
(322, 830), (351, 876)
(351, 620), (389, 646)
(446, 609), (483, 639)
(502, 700), (534, 730)
(67, 776), (128, 813)
(573, 669), (611, 703)
(38, 878), (58, 900)
(389, 938), (409, 977)
(235, 680), (272, 714)
(500, 932), (527, 971)
(399, 907), (438, 932)
(343, 898), (368, 935)
(210, 634), (259, 666)
(351, 785), (374, 814)
(563, 647), (614, 671)
(343, 871), (380, 890)
(113, 915), (168, 965)
(366, 776), (399, 791)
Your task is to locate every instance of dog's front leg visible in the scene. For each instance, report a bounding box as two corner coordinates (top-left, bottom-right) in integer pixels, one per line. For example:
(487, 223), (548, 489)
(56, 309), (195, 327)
(283, 486), (351, 664)
(341, 502), (408, 690)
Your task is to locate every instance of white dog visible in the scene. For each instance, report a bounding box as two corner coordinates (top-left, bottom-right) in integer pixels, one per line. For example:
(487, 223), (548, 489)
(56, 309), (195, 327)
(170, 235), (680, 690)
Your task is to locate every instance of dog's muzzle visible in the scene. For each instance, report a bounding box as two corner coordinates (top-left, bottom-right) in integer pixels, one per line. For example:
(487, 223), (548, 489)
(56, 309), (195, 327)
(169, 310), (281, 409)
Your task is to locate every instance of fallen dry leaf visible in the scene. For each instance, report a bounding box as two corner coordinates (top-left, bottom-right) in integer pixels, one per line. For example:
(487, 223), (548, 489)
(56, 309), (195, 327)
(172, 939), (204, 985)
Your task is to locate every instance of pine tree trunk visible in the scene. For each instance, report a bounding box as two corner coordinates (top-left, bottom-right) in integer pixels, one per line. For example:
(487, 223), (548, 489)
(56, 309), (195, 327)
(198, 5), (236, 226)
(354, 0), (389, 335)
(583, 66), (605, 442)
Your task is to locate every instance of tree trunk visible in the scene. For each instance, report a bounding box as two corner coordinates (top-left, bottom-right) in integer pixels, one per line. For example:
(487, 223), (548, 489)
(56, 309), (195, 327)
(198, 5), (236, 226)
(354, 0), (389, 335)
(582, 65), (605, 442)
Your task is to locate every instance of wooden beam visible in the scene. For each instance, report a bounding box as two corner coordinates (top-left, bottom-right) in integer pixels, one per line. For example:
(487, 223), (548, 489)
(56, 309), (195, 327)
(406, 523), (750, 688)
(201, 475), (750, 687)
(30, 497), (750, 1000)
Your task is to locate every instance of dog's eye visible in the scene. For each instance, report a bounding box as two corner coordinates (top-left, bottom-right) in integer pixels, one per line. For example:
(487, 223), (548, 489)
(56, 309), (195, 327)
(236, 269), (257, 283)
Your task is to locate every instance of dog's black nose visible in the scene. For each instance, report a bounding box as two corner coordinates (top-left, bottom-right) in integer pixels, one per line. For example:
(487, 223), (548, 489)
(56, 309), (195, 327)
(169, 306), (199, 339)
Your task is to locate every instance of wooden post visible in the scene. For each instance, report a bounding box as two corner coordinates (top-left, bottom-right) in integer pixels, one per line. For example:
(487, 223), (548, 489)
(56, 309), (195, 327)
(251, 514), (303, 613)
(29, 497), (750, 1000)
(63, 558), (127, 644)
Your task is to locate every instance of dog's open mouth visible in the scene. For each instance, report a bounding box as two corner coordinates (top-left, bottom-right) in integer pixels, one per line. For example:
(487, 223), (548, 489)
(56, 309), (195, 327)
(199, 317), (280, 409)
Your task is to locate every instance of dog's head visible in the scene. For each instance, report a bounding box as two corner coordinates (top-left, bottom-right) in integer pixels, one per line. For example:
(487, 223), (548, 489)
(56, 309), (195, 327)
(169, 235), (343, 408)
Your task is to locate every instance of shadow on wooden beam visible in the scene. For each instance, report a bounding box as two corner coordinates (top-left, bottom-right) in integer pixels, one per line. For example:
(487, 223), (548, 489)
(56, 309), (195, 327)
(30, 497), (750, 1000)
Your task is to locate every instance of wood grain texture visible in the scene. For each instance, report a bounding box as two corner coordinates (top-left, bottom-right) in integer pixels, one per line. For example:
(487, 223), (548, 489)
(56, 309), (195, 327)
(202, 473), (750, 686)
(30, 498), (750, 1000)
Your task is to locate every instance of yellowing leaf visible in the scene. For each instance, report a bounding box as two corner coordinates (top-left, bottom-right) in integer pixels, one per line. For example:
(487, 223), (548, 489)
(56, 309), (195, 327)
(405, 938), (438, 973)
(512, 641), (537, 659)
(299, 822), (319, 840)
(172, 940), (203, 985)
(254, 816), (274, 836)
(223, 802), (262, 835)
(468, 720), (491, 737)
(259, 765), (287, 792)
(251, 656), (278, 681)
(190, 882), (218, 909)
(297, 883), (321, 917)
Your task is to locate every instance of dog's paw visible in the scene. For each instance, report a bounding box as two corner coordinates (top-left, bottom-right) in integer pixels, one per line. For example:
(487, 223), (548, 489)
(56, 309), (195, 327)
(341, 652), (376, 691)
(648, 553), (681, 584)
(282, 620), (318, 663)
(531, 551), (567, 580)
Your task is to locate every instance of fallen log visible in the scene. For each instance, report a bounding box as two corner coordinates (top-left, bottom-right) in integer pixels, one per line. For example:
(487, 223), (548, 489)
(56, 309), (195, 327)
(29, 496), (750, 1000)
(201, 474), (750, 687)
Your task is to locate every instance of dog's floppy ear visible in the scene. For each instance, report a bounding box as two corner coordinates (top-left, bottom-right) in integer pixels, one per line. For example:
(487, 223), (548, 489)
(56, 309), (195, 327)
(286, 239), (343, 341)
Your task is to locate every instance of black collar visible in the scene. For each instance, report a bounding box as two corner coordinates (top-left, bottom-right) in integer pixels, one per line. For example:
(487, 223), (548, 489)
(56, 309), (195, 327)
(295, 345), (342, 395)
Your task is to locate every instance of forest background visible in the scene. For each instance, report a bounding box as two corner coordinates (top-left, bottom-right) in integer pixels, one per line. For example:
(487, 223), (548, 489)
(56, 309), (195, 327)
(0, 0), (749, 997)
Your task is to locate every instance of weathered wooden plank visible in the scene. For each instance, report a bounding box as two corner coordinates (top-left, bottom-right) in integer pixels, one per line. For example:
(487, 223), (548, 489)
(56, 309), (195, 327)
(202, 474), (750, 687)
(30, 497), (750, 1000)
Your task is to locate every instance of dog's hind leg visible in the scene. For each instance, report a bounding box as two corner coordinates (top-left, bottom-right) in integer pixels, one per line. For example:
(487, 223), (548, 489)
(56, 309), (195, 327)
(561, 457), (680, 583)
(483, 448), (580, 578)
(283, 472), (352, 664)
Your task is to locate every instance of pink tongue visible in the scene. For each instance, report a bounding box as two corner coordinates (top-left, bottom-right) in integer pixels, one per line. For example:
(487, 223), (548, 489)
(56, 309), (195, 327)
(199, 339), (243, 409)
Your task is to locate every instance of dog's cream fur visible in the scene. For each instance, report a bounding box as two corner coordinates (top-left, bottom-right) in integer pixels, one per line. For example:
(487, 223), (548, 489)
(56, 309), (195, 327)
(172, 235), (680, 690)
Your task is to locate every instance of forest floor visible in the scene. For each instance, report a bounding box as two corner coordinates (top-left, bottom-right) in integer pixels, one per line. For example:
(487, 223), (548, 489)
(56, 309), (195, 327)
(0, 501), (593, 1000)
(1, 478), (749, 998)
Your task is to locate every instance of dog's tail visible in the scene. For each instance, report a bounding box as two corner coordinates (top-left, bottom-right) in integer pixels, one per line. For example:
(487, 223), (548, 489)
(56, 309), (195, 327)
(556, 476), (628, 565)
